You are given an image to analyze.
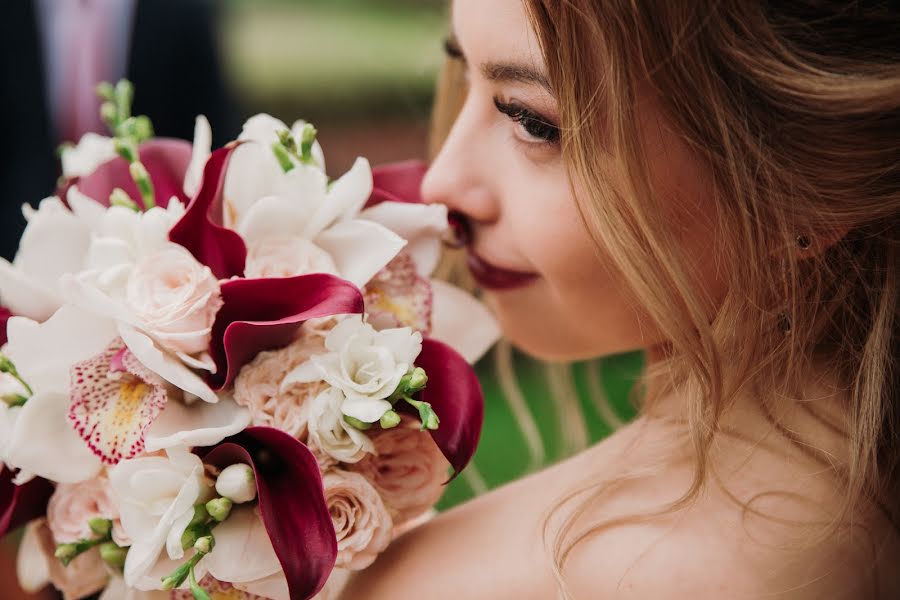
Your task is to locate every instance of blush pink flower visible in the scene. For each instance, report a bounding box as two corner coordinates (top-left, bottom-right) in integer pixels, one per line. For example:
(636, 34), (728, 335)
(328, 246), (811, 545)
(363, 251), (432, 335)
(349, 415), (449, 527)
(322, 469), (392, 571)
(233, 333), (327, 439)
(46, 475), (118, 544)
(29, 520), (109, 600)
(244, 237), (339, 280)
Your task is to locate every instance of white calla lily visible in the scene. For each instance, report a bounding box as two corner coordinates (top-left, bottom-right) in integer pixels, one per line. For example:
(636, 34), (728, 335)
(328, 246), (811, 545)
(204, 506), (282, 584)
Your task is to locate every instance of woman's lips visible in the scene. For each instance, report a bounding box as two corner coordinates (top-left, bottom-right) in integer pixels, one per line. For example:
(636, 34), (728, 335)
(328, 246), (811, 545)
(466, 252), (538, 291)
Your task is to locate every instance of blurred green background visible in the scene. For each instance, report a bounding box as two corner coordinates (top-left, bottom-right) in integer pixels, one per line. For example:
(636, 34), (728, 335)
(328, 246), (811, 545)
(216, 0), (645, 508)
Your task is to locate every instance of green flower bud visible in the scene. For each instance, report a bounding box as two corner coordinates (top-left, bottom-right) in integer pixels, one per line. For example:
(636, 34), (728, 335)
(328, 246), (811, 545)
(206, 497), (233, 522)
(95, 82), (115, 101)
(115, 80), (134, 120)
(161, 575), (182, 591)
(3, 394), (28, 407)
(299, 123), (318, 164)
(129, 161), (156, 209)
(88, 517), (112, 538)
(188, 503), (210, 528)
(134, 115), (154, 141)
(100, 102), (118, 128)
(271, 142), (295, 173)
(109, 188), (139, 211)
(404, 398), (440, 431)
(0, 355), (15, 373)
(114, 138), (138, 163)
(193, 535), (215, 555)
(54, 543), (79, 566)
(343, 415), (373, 431)
(99, 542), (127, 570)
(407, 367), (428, 392)
(379, 410), (402, 429)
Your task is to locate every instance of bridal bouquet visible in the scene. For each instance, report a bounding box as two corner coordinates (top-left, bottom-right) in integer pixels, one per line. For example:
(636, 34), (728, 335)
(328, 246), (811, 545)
(0, 81), (498, 600)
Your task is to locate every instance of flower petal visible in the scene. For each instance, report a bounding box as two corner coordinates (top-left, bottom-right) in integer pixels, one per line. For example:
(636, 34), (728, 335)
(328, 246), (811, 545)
(429, 280), (500, 364)
(314, 218), (406, 288)
(118, 324), (219, 404)
(0, 305), (10, 347)
(16, 519), (51, 593)
(5, 305), (118, 395)
(413, 339), (485, 481)
(359, 202), (448, 277)
(366, 161), (427, 207)
(0, 260), (60, 322)
(209, 274), (364, 390)
(0, 472), (53, 537)
(199, 427), (337, 600)
(169, 145), (248, 280)
(77, 138), (192, 210)
(236, 195), (309, 246)
(303, 158), (372, 238)
(205, 506), (282, 583)
(7, 391), (104, 483)
(145, 396), (251, 452)
(363, 252), (433, 334)
(68, 340), (168, 464)
(184, 116), (212, 198)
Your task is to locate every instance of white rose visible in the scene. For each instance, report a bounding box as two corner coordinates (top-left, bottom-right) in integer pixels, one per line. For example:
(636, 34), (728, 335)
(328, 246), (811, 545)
(61, 132), (117, 179)
(244, 237), (338, 279)
(312, 316), (422, 423)
(109, 448), (214, 590)
(308, 388), (374, 464)
(125, 245), (223, 356)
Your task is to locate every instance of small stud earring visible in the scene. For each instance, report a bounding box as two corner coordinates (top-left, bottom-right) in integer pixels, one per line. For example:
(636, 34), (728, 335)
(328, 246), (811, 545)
(796, 235), (812, 250)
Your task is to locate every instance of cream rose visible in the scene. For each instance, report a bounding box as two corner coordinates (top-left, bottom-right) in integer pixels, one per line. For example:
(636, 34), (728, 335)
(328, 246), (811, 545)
(322, 470), (392, 571)
(109, 448), (214, 589)
(245, 236), (339, 279)
(47, 475), (118, 544)
(19, 519), (109, 600)
(307, 388), (374, 464)
(125, 245), (223, 356)
(294, 316), (422, 424)
(349, 415), (449, 526)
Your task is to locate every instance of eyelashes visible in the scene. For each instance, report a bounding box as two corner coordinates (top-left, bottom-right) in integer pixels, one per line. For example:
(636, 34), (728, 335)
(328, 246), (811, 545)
(493, 98), (561, 145)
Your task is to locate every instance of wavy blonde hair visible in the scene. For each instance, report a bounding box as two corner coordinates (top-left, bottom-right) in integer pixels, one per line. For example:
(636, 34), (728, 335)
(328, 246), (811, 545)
(431, 1), (899, 596)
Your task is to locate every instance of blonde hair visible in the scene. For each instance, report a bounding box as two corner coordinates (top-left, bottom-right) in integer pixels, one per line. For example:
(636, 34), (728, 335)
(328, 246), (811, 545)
(430, 0), (899, 596)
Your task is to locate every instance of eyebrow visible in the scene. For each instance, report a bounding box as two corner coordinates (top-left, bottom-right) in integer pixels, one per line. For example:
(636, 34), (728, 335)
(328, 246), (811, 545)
(444, 35), (552, 92)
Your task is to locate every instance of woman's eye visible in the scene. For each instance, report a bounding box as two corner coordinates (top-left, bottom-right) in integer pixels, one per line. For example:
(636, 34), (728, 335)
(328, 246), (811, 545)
(493, 98), (560, 145)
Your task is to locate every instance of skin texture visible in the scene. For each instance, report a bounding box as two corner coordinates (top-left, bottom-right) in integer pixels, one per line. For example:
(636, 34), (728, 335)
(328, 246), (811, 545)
(340, 0), (900, 597)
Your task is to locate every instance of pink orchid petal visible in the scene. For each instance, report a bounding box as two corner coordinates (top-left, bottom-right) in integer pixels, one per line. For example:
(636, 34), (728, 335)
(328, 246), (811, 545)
(0, 306), (10, 347)
(68, 339), (168, 464)
(77, 138), (192, 210)
(0, 467), (53, 537)
(414, 338), (485, 481)
(209, 274), (364, 390)
(363, 252), (433, 334)
(366, 161), (428, 208)
(169, 145), (248, 280)
(199, 427), (337, 600)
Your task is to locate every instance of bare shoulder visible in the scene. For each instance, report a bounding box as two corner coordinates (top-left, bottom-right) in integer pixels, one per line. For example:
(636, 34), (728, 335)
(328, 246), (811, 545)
(339, 417), (900, 599)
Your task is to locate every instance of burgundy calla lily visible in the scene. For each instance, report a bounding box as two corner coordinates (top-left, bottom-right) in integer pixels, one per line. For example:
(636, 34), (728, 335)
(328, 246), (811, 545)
(208, 274), (364, 390)
(76, 138), (193, 210)
(366, 160), (428, 209)
(0, 305), (10, 347)
(199, 427), (337, 600)
(169, 145), (248, 280)
(0, 468), (53, 537)
(413, 338), (485, 481)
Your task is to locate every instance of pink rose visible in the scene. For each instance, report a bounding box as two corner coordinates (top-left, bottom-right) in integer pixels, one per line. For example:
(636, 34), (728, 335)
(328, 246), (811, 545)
(47, 475), (118, 544)
(29, 520), (109, 600)
(322, 470), (392, 571)
(125, 244), (223, 356)
(244, 237), (338, 279)
(349, 415), (449, 527)
(233, 333), (327, 439)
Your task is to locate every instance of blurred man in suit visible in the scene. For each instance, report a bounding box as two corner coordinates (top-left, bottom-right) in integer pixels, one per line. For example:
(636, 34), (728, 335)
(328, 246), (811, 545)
(0, 0), (239, 261)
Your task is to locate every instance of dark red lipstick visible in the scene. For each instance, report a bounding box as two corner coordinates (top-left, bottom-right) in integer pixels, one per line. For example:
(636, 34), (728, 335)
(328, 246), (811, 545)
(466, 252), (538, 291)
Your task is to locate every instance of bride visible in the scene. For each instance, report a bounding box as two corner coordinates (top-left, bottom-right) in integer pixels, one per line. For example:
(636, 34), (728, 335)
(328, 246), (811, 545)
(342, 1), (899, 598)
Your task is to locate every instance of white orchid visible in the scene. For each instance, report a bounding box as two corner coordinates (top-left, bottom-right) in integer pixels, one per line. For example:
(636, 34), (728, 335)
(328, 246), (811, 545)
(109, 447), (214, 590)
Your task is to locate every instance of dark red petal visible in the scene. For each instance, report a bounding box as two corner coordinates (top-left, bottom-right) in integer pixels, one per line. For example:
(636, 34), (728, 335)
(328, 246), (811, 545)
(365, 160), (428, 209)
(169, 145), (247, 280)
(76, 138), (192, 210)
(0, 468), (53, 537)
(208, 274), (364, 390)
(0, 305), (11, 347)
(414, 338), (484, 481)
(199, 427), (336, 600)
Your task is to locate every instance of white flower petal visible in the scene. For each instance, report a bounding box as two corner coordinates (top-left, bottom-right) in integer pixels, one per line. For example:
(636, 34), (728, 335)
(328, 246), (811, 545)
(184, 115), (212, 198)
(291, 118), (326, 172)
(373, 327), (422, 366)
(280, 359), (324, 391)
(100, 577), (170, 600)
(238, 114), (290, 145)
(0, 259), (61, 321)
(429, 279), (501, 364)
(67, 186), (107, 230)
(303, 157), (372, 238)
(315, 218), (406, 288)
(6, 391), (103, 483)
(235, 572), (291, 600)
(118, 325), (219, 403)
(236, 195), (308, 246)
(205, 506), (282, 583)
(145, 397), (251, 452)
(5, 305), (117, 394)
(223, 144), (286, 230)
(14, 197), (93, 288)
(17, 520), (50, 593)
(359, 202), (449, 276)
(340, 396), (393, 424)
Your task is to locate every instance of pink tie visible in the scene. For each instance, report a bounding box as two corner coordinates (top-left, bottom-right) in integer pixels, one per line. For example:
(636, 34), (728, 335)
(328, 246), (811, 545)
(60, 0), (110, 143)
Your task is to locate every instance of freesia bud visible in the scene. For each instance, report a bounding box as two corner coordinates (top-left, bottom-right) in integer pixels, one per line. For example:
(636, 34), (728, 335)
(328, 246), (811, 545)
(407, 367), (428, 392)
(54, 543), (78, 565)
(129, 161), (156, 209)
(214, 463), (257, 504)
(109, 188), (139, 211)
(205, 497), (233, 522)
(99, 542), (127, 570)
(379, 410), (401, 429)
(114, 138), (138, 162)
(95, 82), (115, 101)
(271, 142), (295, 173)
(193, 535), (215, 555)
(100, 101), (117, 127)
(299, 123), (318, 164)
(88, 517), (112, 537)
(343, 415), (373, 431)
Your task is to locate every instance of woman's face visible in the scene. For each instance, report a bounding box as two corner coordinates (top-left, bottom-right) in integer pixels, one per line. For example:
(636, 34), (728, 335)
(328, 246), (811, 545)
(421, 0), (722, 362)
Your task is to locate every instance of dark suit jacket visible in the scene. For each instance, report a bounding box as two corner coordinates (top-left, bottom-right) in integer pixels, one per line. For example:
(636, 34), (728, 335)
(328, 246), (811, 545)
(0, 0), (240, 261)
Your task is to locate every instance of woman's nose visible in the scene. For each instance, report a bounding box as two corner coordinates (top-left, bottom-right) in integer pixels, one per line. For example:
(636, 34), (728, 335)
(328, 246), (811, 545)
(420, 99), (498, 224)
